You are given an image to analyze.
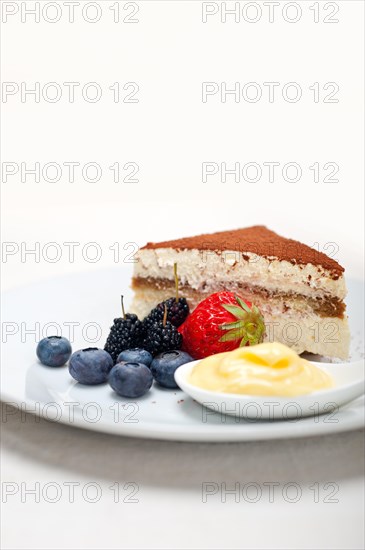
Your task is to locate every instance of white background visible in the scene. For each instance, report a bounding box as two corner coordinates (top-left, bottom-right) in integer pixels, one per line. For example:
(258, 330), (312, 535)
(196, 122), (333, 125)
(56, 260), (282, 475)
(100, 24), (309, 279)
(1, 1), (364, 549)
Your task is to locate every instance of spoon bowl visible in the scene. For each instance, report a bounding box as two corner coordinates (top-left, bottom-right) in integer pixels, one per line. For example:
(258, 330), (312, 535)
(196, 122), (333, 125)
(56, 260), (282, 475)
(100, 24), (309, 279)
(174, 359), (365, 420)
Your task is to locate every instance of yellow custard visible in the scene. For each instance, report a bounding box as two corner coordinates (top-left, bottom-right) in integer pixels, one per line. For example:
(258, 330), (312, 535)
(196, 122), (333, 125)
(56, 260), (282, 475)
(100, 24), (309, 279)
(189, 342), (333, 397)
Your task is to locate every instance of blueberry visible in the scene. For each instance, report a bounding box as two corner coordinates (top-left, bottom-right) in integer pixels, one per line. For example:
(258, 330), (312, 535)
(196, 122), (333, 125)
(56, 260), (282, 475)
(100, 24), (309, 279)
(117, 348), (153, 368)
(36, 336), (72, 367)
(108, 362), (153, 398)
(150, 350), (193, 389)
(69, 348), (113, 385)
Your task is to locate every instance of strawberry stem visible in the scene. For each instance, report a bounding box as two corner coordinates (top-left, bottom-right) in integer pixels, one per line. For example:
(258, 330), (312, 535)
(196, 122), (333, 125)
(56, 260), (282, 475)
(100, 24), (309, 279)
(219, 296), (265, 347)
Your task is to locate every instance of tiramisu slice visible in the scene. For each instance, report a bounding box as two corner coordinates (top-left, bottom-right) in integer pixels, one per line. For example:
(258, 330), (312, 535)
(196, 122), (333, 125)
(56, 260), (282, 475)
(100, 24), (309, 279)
(131, 226), (350, 359)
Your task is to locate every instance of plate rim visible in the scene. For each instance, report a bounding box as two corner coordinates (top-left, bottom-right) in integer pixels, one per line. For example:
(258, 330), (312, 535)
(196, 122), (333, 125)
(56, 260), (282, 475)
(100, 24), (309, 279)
(1, 390), (364, 442)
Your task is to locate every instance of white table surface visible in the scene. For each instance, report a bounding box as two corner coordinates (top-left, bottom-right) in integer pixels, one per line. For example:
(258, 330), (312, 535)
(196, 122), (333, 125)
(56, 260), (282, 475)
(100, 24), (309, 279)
(1, 245), (364, 550)
(1, 401), (364, 550)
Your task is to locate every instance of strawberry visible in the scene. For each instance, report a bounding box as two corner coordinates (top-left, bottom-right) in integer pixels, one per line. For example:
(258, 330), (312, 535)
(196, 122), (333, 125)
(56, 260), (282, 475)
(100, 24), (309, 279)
(179, 291), (265, 359)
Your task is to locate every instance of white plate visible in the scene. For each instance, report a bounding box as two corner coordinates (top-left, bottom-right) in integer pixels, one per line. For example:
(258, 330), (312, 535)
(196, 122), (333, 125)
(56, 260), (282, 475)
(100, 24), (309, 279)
(1, 267), (364, 442)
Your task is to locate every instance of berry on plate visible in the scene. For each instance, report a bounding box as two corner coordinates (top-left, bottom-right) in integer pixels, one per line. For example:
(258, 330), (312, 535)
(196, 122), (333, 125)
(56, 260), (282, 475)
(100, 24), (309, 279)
(142, 263), (189, 329)
(150, 350), (193, 389)
(179, 291), (265, 359)
(36, 336), (72, 367)
(108, 362), (153, 398)
(142, 305), (182, 356)
(117, 348), (153, 367)
(104, 296), (144, 363)
(69, 348), (113, 385)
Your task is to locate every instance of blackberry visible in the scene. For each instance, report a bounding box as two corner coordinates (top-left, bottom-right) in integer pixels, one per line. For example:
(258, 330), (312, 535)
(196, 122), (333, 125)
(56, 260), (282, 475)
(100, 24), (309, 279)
(104, 297), (144, 363)
(143, 297), (189, 329)
(142, 306), (182, 356)
(143, 263), (189, 329)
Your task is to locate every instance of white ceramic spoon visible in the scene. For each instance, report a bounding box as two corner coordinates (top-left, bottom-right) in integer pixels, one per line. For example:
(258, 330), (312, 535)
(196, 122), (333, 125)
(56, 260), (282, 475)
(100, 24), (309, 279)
(174, 359), (365, 421)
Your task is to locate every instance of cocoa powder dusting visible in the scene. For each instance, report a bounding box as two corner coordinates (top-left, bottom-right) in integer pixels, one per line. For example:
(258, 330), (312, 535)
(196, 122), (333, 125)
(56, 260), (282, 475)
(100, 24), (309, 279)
(141, 226), (344, 278)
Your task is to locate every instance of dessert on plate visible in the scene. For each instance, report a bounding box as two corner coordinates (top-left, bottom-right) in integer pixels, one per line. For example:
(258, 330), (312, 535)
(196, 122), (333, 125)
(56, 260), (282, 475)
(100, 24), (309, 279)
(131, 226), (350, 359)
